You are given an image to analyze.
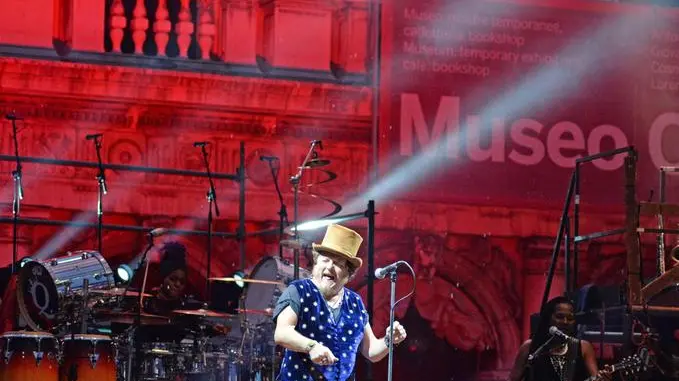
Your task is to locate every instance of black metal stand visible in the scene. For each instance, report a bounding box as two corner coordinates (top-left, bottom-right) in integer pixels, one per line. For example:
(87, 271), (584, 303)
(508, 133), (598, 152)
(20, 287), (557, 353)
(523, 335), (557, 381)
(89, 135), (108, 255)
(197, 143), (220, 297)
(8, 112), (23, 275)
(266, 158), (289, 259)
(290, 140), (322, 280)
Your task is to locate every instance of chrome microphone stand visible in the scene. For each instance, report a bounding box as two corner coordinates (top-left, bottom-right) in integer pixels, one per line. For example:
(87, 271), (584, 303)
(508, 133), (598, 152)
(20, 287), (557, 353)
(87, 134), (107, 255)
(7, 112), (23, 275)
(387, 269), (397, 381)
(289, 140), (322, 279)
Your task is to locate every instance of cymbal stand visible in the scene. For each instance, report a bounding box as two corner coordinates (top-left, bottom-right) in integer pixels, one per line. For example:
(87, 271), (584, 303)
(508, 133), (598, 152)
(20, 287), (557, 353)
(7, 112), (23, 275)
(265, 157), (289, 259)
(196, 142), (220, 298)
(290, 140), (322, 279)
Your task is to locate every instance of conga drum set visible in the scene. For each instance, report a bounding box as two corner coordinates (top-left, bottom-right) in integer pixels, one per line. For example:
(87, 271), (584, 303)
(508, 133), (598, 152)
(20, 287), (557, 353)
(3, 249), (311, 381)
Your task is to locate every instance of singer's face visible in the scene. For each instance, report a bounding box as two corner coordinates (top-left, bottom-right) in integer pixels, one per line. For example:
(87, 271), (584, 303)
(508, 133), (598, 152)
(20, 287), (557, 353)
(162, 269), (187, 300)
(550, 303), (576, 334)
(312, 253), (350, 298)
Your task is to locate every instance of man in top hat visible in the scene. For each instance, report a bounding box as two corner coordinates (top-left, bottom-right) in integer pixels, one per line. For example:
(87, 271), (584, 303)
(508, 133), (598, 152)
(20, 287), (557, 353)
(273, 224), (407, 381)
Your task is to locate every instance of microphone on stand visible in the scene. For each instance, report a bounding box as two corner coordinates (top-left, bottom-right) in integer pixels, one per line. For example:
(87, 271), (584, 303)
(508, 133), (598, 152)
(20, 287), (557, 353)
(375, 261), (407, 279)
(86, 133), (103, 140)
(311, 140), (323, 150)
(260, 155), (279, 162)
(5, 112), (23, 121)
(548, 326), (578, 342)
(193, 141), (210, 147)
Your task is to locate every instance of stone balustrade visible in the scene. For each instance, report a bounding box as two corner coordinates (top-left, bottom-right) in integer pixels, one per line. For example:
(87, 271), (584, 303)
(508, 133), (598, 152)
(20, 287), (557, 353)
(0, 0), (372, 77)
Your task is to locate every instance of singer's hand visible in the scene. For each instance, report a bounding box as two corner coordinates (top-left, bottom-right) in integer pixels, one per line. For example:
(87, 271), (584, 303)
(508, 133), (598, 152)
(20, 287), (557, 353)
(309, 343), (338, 366)
(385, 321), (407, 345)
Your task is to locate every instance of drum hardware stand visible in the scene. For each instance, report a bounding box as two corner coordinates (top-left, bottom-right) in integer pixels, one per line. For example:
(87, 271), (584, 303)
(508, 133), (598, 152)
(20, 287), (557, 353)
(6, 111), (24, 275)
(195, 141), (220, 297)
(86, 133), (108, 255)
(80, 279), (89, 334)
(290, 140), (322, 280)
(263, 156), (289, 259)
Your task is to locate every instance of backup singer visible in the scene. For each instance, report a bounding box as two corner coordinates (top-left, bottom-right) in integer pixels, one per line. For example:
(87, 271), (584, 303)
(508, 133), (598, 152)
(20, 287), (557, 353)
(508, 296), (609, 381)
(273, 224), (407, 381)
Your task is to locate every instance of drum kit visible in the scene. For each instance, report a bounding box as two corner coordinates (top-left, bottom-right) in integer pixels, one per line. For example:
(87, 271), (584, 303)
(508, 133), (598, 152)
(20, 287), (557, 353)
(1, 250), (311, 381)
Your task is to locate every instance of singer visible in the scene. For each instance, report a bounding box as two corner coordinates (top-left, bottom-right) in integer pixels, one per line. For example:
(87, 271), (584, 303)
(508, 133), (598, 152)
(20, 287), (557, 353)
(508, 296), (610, 381)
(273, 224), (407, 381)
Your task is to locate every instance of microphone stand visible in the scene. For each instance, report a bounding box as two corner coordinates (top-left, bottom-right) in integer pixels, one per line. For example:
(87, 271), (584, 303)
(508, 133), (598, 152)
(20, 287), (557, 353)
(386, 269), (397, 381)
(197, 144), (220, 298)
(523, 335), (558, 381)
(289, 140), (321, 279)
(90, 135), (108, 255)
(8, 113), (23, 275)
(265, 158), (289, 259)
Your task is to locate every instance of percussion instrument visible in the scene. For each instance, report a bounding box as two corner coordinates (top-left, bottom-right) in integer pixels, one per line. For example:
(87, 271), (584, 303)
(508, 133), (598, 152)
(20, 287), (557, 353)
(209, 277), (284, 286)
(94, 310), (170, 326)
(242, 256), (311, 326)
(17, 250), (116, 330)
(59, 334), (116, 381)
(172, 309), (235, 319)
(0, 331), (59, 381)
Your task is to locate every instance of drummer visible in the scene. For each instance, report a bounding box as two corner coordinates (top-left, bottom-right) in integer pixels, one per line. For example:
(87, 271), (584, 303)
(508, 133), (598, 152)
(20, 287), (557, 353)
(144, 241), (189, 316)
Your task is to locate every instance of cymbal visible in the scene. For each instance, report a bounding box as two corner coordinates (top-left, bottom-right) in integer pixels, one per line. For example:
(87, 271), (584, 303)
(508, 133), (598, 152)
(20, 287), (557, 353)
(238, 308), (273, 316)
(90, 288), (153, 298)
(172, 309), (235, 319)
(95, 310), (170, 326)
(209, 277), (283, 286)
(301, 158), (330, 168)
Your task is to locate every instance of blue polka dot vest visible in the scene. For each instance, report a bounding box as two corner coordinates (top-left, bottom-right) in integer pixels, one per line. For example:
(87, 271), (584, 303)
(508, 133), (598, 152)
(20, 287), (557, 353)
(278, 278), (368, 381)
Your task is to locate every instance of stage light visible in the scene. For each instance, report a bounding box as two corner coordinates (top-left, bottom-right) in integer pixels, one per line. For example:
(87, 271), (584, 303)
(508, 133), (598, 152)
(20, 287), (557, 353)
(116, 264), (133, 284)
(233, 270), (246, 288)
(19, 257), (32, 268)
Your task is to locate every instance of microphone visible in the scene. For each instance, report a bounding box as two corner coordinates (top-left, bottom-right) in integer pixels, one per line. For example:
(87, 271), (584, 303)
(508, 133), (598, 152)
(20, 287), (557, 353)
(148, 228), (169, 237)
(86, 133), (103, 140)
(374, 261), (407, 279)
(193, 141), (209, 147)
(260, 156), (279, 162)
(312, 140), (323, 150)
(549, 326), (578, 342)
(5, 112), (23, 121)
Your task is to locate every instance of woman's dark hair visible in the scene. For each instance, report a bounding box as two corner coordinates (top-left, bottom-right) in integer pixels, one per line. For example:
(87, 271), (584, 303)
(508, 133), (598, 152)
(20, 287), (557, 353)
(528, 296), (575, 354)
(158, 241), (188, 278)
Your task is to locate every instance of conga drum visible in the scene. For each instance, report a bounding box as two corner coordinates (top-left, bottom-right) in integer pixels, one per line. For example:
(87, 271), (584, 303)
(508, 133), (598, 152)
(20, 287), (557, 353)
(59, 334), (116, 381)
(0, 331), (59, 381)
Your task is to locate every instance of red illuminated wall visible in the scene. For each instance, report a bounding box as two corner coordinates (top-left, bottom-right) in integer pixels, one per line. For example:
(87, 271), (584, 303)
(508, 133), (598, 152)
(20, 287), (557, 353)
(0, 0), (661, 380)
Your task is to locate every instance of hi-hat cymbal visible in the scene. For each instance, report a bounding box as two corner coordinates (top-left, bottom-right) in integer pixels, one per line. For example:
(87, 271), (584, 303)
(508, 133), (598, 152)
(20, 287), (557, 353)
(172, 309), (235, 319)
(209, 277), (283, 286)
(238, 308), (273, 316)
(90, 288), (153, 298)
(301, 158), (330, 169)
(95, 310), (170, 326)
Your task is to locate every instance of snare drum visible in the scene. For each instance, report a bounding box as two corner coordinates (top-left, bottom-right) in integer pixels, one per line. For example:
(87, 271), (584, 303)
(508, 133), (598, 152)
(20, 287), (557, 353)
(59, 334), (116, 381)
(0, 331), (59, 381)
(243, 256), (311, 326)
(17, 250), (116, 330)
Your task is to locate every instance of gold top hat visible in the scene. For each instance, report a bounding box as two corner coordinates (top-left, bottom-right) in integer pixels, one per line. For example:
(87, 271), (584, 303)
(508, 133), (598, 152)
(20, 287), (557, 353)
(312, 224), (363, 269)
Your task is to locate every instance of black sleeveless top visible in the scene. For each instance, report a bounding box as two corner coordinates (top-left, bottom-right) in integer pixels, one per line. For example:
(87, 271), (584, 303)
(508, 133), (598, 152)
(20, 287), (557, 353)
(526, 340), (589, 381)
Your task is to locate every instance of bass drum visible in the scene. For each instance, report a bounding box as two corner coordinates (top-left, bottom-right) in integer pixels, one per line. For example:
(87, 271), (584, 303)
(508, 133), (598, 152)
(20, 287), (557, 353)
(17, 250), (116, 331)
(243, 256), (311, 326)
